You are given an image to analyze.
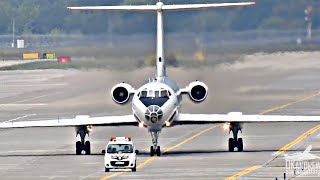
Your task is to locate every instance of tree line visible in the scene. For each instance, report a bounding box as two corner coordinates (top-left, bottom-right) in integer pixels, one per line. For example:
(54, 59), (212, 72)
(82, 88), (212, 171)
(0, 0), (318, 35)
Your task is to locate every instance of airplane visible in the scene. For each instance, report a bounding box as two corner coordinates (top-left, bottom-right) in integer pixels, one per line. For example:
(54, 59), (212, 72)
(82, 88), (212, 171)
(2, 1), (320, 157)
(284, 145), (320, 161)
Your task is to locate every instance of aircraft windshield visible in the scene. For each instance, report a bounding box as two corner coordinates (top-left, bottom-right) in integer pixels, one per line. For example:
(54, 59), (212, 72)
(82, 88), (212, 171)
(107, 144), (133, 153)
(139, 90), (170, 98)
(138, 89), (170, 107)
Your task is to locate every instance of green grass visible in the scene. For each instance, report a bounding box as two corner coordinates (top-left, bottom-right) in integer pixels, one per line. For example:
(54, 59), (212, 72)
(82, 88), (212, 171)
(0, 44), (319, 71)
(0, 60), (134, 71)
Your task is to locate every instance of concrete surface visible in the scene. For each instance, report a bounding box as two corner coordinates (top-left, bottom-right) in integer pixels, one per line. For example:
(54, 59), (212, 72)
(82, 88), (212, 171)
(0, 52), (320, 179)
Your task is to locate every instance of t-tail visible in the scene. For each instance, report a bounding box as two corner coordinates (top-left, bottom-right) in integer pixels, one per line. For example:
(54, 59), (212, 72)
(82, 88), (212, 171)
(67, 1), (255, 78)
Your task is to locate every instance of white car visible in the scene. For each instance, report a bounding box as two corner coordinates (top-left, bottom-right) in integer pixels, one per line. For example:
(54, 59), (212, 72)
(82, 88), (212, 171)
(104, 137), (138, 172)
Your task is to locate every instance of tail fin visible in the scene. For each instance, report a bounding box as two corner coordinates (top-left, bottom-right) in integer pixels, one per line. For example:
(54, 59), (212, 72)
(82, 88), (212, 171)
(67, 1), (255, 77)
(303, 145), (312, 154)
(67, 2), (255, 12)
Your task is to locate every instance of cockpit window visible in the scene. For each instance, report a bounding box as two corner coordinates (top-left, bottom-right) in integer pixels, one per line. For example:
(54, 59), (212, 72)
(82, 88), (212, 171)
(139, 89), (170, 98)
(155, 91), (160, 98)
(160, 90), (169, 97)
(140, 91), (147, 97)
(139, 89), (170, 107)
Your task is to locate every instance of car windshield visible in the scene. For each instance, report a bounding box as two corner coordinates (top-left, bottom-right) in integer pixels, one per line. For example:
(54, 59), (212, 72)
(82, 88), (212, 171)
(107, 144), (133, 153)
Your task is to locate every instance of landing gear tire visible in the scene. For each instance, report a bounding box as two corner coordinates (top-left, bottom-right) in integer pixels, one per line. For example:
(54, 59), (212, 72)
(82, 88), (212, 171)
(132, 162), (137, 172)
(150, 146), (154, 156)
(156, 146), (161, 156)
(105, 167), (109, 172)
(238, 138), (243, 152)
(228, 138), (234, 152)
(76, 141), (82, 155)
(85, 141), (91, 155)
(228, 138), (243, 152)
(76, 126), (91, 155)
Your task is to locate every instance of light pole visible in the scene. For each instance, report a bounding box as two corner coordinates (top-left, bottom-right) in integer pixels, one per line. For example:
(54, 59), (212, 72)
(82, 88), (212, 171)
(304, 6), (313, 41)
(12, 18), (15, 48)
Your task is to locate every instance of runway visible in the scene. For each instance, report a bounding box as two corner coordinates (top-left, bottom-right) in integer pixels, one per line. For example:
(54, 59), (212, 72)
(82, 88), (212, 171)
(1, 52), (320, 179)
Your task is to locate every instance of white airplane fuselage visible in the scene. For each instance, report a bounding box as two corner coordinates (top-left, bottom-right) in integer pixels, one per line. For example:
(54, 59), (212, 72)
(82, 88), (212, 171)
(132, 77), (181, 131)
(109, 2), (210, 133)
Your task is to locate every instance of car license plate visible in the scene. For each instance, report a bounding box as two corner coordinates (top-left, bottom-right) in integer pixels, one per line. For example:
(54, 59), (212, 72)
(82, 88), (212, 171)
(115, 161), (125, 165)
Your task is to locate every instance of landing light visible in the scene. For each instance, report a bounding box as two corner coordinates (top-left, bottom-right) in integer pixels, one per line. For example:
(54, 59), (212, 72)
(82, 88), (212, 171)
(87, 125), (93, 132)
(223, 123), (230, 130)
(139, 122), (144, 128)
(165, 121), (170, 127)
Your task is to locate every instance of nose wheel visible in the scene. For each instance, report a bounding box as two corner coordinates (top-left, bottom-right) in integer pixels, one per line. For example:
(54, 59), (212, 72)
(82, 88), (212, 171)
(150, 146), (161, 156)
(228, 123), (243, 152)
(76, 141), (91, 155)
(150, 131), (161, 156)
(75, 126), (91, 155)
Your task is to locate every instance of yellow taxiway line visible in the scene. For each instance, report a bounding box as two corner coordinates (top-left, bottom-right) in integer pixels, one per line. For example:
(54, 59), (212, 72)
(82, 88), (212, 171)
(224, 165), (261, 180)
(259, 91), (320, 115)
(225, 91), (320, 180)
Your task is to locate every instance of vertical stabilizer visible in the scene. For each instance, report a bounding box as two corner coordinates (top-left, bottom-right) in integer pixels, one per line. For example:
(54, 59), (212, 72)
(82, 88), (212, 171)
(67, 1), (255, 78)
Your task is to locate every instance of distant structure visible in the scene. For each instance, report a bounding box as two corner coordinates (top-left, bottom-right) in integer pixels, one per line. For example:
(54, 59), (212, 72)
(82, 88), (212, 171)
(11, 18), (15, 48)
(305, 5), (313, 41)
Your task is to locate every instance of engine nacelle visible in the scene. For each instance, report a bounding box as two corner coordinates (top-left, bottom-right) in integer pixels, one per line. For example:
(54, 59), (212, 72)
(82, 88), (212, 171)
(187, 81), (208, 103)
(111, 83), (133, 104)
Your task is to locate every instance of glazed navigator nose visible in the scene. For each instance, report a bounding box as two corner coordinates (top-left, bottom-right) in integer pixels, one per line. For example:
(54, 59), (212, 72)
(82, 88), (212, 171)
(145, 105), (163, 123)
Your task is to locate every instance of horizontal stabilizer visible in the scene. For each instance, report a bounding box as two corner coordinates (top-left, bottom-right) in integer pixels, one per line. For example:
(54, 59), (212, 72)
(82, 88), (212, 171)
(67, 2), (255, 12)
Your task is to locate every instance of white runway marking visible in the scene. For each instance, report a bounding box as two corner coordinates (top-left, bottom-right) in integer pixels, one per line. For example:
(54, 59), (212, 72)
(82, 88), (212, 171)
(3, 83), (67, 87)
(14, 92), (62, 103)
(0, 149), (72, 154)
(40, 176), (67, 179)
(3, 114), (37, 123)
(0, 104), (46, 107)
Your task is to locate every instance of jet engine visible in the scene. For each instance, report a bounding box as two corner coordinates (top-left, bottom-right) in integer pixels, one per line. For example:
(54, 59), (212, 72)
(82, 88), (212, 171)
(188, 81), (208, 103)
(111, 83), (133, 104)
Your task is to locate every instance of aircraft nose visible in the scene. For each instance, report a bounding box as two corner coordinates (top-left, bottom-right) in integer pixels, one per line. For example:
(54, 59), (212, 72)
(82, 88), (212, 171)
(145, 105), (163, 123)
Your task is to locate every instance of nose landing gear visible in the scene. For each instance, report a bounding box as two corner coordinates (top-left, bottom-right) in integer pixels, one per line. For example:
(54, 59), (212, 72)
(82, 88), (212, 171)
(150, 131), (161, 156)
(75, 125), (91, 155)
(228, 123), (243, 152)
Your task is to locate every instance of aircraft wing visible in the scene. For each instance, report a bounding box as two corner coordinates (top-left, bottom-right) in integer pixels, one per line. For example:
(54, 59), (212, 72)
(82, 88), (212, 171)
(0, 115), (137, 128)
(175, 112), (320, 124)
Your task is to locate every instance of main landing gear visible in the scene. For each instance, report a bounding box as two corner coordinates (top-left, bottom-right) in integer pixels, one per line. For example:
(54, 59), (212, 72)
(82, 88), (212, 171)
(75, 125), (91, 155)
(150, 131), (161, 156)
(228, 123), (243, 152)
